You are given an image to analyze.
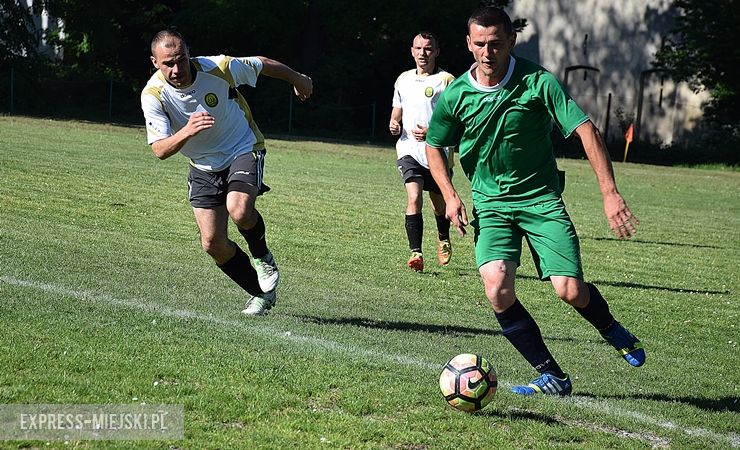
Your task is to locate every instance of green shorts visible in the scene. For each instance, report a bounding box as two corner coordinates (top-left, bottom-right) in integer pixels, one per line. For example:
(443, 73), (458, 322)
(472, 198), (583, 280)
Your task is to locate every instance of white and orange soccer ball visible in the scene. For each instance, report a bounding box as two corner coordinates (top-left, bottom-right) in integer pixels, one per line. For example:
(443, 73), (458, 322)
(439, 353), (498, 412)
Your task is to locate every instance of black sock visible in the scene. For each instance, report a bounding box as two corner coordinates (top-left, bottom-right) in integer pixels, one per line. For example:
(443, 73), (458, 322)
(495, 299), (565, 378)
(217, 245), (262, 296)
(405, 213), (423, 253)
(238, 211), (268, 259)
(574, 283), (615, 332)
(435, 213), (450, 241)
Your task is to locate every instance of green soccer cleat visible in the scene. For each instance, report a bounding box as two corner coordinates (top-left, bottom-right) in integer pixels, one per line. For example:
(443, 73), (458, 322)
(241, 290), (276, 316)
(254, 252), (280, 292)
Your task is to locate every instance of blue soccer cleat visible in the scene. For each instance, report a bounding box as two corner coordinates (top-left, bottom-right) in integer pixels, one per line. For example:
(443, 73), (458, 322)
(511, 372), (572, 396)
(601, 321), (645, 367)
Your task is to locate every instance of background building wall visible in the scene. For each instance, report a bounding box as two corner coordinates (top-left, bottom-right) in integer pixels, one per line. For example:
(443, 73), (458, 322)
(509, 0), (708, 146)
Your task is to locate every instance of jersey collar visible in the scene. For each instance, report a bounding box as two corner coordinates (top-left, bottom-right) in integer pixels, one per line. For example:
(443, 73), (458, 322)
(467, 55), (516, 92)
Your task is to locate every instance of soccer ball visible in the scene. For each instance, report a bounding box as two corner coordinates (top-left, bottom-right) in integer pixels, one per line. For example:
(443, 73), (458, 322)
(439, 353), (497, 412)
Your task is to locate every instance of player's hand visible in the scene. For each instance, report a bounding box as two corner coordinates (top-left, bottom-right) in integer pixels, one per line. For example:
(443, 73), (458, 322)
(445, 194), (468, 237)
(604, 192), (639, 239)
(184, 111), (215, 137)
(411, 124), (427, 142)
(293, 73), (313, 101)
(389, 119), (401, 135)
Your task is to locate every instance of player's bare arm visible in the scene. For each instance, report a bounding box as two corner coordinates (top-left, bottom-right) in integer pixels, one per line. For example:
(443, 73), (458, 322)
(256, 57), (313, 101)
(575, 120), (639, 239)
(389, 107), (402, 135)
(151, 111), (215, 160)
(426, 144), (468, 237)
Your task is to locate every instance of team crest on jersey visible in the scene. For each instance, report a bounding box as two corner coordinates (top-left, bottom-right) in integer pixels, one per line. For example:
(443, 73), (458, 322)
(205, 93), (218, 107)
(424, 87), (434, 98)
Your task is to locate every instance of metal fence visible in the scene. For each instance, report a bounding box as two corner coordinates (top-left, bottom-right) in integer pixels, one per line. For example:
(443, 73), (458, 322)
(4, 67), (728, 164)
(0, 68), (383, 141)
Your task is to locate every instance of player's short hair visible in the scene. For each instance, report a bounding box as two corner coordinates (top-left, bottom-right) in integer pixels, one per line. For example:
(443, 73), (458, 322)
(467, 6), (514, 36)
(150, 28), (186, 56)
(415, 31), (439, 48)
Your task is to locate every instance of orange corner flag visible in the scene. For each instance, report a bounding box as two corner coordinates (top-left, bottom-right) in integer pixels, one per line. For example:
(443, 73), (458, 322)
(623, 123), (634, 162)
(625, 123), (634, 143)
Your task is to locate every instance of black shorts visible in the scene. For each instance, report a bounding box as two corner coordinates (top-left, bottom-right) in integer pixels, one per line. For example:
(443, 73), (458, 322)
(187, 149), (270, 208)
(396, 155), (451, 195)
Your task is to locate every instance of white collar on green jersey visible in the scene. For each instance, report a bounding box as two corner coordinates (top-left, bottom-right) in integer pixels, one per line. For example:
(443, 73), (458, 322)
(467, 55), (516, 92)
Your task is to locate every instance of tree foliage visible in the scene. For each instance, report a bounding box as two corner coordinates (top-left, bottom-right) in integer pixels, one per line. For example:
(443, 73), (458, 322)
(655, 0), (740, 134)
(41, 0), (182, 80)
(11, 0), (522, 135)
(0, 0), (39, 67)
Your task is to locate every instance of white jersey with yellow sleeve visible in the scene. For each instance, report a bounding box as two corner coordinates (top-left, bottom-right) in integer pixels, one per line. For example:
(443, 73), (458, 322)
(141, 55), (266, 172)
(392, 68), (455, 168)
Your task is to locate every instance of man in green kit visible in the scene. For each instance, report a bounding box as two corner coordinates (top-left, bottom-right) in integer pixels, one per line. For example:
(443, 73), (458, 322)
(425, 7), (644, 396)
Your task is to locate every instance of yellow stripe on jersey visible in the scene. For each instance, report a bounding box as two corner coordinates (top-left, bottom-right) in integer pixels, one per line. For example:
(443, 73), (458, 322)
(141, 72), (167, 141)
(193, 57), (265, 151)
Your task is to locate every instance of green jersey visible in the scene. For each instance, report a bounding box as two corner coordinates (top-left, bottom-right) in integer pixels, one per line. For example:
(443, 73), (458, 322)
(426, 56), (589, 209)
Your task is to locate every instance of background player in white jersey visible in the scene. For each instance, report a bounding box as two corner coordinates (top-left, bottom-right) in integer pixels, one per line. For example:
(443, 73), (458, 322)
(389, 31), (455, 272)
(141, 29), (312, 315)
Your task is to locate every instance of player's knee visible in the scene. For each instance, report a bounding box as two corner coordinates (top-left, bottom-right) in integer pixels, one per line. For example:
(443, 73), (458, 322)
(406, 194), (423, 211)
(227, 204), (257, 228)
(480, 261), (516, 310)
(483, 282), (515, 311)
(554, 280), (588, 307)
(200, 235), (228, 259)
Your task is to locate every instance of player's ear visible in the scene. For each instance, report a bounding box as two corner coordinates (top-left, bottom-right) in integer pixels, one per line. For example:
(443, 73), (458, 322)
(150, 55), (157, 68)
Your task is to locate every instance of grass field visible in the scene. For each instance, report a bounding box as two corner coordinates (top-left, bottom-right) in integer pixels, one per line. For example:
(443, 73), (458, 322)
(0, 116), (738, 449)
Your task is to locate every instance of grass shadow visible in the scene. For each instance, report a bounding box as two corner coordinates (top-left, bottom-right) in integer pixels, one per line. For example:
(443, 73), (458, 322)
(290, 315), (578, 343)
(577, 392), (740, 413)
(583, 236), (725, 250)
(589, 279), (731, 295)
(475, 407), (562, 426)
(515, 274), (731, 295)
(292, 314), (501, 337)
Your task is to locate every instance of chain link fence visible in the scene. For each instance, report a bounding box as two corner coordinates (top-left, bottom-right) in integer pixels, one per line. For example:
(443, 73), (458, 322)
(2, 67), (734, 165)
(0, 68), (383, 141)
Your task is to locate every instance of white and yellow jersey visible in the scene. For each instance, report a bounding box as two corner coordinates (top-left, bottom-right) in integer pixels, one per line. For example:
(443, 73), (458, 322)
(141, 55), (266, 172)
(392, 68), (455, 168)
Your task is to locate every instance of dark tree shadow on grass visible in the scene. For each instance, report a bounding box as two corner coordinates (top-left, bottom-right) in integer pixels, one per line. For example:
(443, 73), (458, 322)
(473, 407), (561, 426)
(589, 279), (731, 295)
(576, 392), (740, 413)
(514, 273), (731, 296)
(584, 236), (724, 250)
(290, 315), (578, 343)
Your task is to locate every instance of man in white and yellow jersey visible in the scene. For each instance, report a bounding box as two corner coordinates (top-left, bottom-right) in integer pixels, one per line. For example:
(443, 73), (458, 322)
(389, 31), (455, 273)
(141, 29), (312, 315)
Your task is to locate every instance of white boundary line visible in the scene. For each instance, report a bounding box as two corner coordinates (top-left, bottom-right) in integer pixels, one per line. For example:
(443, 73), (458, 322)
(2, 275), (738, 448)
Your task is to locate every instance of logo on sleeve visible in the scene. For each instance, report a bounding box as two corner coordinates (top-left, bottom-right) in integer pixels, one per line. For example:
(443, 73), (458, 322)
(205, 93), (218, 107)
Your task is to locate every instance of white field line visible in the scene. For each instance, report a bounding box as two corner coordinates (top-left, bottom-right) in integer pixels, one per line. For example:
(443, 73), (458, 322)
(0, 276), (440, 372)
(2, 275), (739, 448)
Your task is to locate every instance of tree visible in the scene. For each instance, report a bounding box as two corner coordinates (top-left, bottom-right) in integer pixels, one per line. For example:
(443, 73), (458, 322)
(655, 0), (740, 137)
(0, 0), (40, 67)
(41, 0), (182, 82)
